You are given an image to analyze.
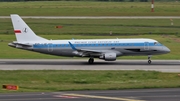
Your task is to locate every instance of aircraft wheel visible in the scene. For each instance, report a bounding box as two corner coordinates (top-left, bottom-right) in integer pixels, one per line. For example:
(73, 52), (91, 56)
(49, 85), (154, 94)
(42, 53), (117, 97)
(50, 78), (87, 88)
(88, 58), (94, 64)
(148, 60), (151, 64)
(148, 55), (152, 64)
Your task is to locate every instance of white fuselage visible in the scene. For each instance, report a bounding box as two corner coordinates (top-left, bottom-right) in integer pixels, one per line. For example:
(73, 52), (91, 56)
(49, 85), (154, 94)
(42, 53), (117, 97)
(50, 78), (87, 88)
(9, 38), (170, 59)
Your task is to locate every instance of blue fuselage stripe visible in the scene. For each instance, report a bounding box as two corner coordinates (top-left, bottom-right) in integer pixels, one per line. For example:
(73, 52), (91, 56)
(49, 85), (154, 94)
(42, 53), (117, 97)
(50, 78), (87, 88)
(33, 42), (163, 49)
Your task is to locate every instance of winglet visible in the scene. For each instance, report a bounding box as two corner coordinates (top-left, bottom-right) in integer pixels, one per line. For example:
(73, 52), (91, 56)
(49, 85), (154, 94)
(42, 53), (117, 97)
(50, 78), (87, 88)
(68, 42), (77, 50)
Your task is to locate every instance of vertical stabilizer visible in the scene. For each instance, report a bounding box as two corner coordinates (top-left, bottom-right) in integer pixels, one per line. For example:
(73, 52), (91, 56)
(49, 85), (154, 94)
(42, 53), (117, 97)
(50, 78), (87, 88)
(10, 14), (48, 42)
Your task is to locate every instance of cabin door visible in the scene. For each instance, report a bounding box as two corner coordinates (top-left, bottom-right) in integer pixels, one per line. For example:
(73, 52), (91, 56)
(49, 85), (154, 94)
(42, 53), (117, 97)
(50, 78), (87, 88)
(48, 43), (53, 52)
(144, 42), (149, 50)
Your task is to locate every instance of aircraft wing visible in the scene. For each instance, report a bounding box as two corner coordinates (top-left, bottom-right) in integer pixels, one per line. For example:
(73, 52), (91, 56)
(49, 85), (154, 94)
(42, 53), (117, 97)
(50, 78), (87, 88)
(68, 42), (122, 57)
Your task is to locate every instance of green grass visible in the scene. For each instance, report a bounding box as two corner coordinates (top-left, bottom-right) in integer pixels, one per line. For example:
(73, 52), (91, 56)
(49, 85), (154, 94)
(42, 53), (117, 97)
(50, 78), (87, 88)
(1, 19), (180, 35)
(0, 70), (180, 93)
(0, 34), (179, 59)
(0, 1), (180, 16)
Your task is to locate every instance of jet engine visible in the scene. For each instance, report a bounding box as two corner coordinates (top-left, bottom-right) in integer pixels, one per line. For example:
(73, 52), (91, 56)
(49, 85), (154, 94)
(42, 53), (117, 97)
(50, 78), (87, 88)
(99, 53), (116, 61)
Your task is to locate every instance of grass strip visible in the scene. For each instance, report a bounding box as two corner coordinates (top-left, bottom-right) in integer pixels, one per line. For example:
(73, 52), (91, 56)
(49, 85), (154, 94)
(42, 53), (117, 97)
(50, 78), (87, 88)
(1, 19), (180, 35)
(0, 70), (180, 93)
(0, 2), (180, 16)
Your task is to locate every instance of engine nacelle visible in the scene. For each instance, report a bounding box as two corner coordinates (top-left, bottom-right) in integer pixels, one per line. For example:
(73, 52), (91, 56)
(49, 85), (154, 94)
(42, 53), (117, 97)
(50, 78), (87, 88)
(99, 53), (116, 61)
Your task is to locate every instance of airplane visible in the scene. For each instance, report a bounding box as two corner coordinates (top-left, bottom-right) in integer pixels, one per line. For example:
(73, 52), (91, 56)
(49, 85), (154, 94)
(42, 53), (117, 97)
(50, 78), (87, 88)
(8, 14), (170, 64)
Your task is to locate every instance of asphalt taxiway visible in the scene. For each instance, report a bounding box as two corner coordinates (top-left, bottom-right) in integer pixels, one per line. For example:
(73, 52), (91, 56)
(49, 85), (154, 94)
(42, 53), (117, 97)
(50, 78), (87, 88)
(0, 88), (180, 101)
(0, 59), (180, 72)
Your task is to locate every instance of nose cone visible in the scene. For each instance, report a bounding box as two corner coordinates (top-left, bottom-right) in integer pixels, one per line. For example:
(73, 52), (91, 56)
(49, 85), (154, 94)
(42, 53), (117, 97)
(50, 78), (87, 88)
(164, 46), (170, 53)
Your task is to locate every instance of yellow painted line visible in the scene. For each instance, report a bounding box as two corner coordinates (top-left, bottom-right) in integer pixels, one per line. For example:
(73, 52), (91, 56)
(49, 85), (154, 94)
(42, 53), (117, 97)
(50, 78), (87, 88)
(64, 93), (145, 101)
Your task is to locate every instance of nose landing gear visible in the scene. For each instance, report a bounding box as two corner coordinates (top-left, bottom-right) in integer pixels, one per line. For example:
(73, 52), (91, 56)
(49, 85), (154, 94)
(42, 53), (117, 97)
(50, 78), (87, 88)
(148, 55), (152, 64)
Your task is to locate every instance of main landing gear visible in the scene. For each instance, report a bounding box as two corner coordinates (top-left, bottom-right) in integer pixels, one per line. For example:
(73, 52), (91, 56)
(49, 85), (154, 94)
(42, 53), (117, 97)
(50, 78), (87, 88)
(148, 55), (152, 64)
(88, 58), (94, 64)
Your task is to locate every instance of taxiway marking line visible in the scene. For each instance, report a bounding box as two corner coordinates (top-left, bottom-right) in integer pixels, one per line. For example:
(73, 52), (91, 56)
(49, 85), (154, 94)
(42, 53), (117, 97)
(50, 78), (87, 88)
(64, 94), (145, 101)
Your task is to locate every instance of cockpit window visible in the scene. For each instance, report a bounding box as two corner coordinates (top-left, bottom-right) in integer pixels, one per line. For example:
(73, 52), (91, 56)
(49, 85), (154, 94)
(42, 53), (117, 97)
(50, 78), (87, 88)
(154, 42), (162, 46)
(154, 42), (157, 45)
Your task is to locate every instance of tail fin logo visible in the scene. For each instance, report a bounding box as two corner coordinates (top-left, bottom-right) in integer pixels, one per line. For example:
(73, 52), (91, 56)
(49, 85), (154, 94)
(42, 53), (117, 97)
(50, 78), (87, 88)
(14, 30), (21, 34)
(23, 28), (28, 33)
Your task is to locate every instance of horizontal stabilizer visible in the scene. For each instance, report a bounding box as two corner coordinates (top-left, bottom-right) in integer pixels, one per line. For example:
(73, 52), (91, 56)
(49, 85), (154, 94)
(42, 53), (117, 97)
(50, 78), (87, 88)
(8, 42), (32, 48)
